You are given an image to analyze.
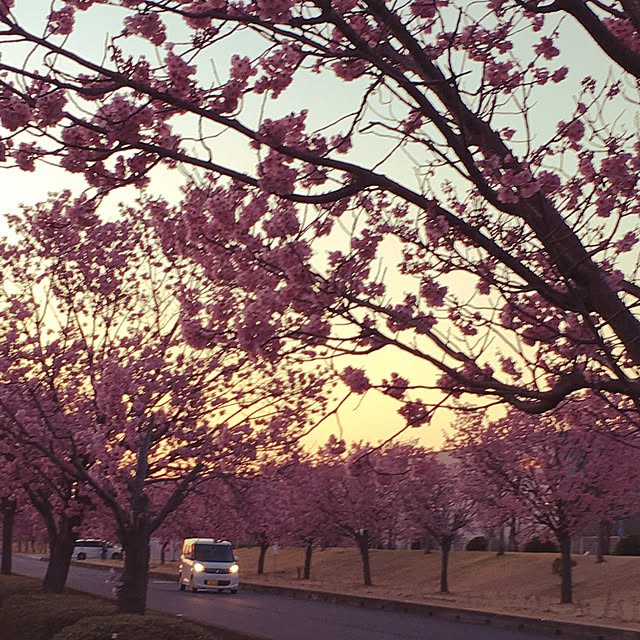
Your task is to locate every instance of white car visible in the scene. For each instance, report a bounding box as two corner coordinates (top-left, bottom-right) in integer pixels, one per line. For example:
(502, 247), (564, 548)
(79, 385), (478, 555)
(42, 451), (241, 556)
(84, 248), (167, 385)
(74, 539), (123, 560)
(178, 538), (239, 593)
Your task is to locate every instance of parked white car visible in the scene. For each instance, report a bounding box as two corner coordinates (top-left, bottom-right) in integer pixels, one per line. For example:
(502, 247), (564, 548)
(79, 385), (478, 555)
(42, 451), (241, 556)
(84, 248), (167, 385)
(74, 539), (123, 560)
(178, 538), (239, 593)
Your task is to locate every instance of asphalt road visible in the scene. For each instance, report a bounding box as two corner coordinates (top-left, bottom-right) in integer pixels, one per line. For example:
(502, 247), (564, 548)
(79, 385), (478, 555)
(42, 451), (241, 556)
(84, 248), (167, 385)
(13, 554), (552, 640)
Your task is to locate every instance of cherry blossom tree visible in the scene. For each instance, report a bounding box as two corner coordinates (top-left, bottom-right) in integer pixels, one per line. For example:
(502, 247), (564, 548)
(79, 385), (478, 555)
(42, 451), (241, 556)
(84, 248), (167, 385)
(163, 455), (341, 579)
(222, 461), (301, 575)
(455, 449), (523, 556)
(269, 455), (344, 579)
(452, 402), (640, 603)
(0, 207), (332, 613)
(162, 474), (244, 538)
(0, 1), (639, 428)
(20, 457), (97, 593)
(0, 395), (105, 593)
(400, 451), (475, 593)
(310, 439), (399, 586)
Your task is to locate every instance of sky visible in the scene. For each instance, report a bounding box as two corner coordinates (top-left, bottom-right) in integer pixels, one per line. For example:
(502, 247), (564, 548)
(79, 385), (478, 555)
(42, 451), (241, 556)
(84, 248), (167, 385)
(0, 0), (625, 451)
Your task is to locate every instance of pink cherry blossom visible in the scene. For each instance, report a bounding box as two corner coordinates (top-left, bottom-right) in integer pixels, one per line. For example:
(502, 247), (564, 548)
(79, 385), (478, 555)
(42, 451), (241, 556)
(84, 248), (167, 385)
(48, 6), (75, 35)
(0, 0), (14, 17)
(341, 366), (370, 394)
(123, 11), (166, 45)
(534, 36), (559, 60)
(0, 91), (32, 131)
(15, 142), (37, 171)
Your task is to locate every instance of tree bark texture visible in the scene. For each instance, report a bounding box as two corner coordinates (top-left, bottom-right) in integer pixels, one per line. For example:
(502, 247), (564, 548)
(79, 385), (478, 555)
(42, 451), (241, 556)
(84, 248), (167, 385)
(42, 518), (76, 593)
(117, 528), (151, 614)
(257, 540), (269, 575)
(597, 519), (610, 563)
(1, 498), (16, 575)
(559, 533), (573, 604)
(303, 542), (313, 580)
(356, 530), (372, 586)
(440, 536), (452, 593)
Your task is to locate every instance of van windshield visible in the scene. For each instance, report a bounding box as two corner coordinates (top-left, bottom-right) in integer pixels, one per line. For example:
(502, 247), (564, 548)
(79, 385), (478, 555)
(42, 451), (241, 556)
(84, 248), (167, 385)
(193, 544), (235, 562)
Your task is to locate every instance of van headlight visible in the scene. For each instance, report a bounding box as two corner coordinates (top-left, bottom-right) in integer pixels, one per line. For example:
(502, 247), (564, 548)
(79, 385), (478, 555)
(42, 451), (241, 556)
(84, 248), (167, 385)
(229, 563), (239, 574)
(194, 562), (205, 573)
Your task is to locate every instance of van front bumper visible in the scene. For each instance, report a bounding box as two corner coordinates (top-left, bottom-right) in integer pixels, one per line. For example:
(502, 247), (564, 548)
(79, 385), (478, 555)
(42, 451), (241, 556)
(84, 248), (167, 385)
(193, 572), (239, 591)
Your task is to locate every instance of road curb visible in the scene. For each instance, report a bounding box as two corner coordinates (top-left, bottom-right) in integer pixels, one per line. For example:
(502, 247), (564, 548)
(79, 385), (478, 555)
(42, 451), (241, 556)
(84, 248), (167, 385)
(239, 581), (640, 640)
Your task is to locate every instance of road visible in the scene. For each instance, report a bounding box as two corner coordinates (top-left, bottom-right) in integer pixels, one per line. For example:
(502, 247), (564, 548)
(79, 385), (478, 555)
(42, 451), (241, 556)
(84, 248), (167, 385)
(14, 554), (552, 640)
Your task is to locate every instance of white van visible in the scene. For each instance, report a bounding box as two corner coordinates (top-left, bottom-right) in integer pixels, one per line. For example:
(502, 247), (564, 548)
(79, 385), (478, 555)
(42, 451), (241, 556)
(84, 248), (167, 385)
(178, 538), (239, 593)
(73, 539), (122, 560)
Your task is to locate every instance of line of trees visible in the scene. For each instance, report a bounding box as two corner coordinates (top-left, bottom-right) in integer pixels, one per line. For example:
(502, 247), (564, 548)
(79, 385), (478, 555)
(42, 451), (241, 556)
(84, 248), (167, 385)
(0, 206), (334, 613)
(3, 391), (640, 607)
(155, 411), (640, 604)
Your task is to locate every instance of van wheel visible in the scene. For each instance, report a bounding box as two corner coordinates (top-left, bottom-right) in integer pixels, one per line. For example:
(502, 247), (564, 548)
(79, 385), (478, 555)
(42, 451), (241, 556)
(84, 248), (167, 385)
(230, 589), (238, 594)
(77, 552), (86, 560)
(111, 552), (121, 560)
(179, 581), (185, 592)
(190, 579), (198, 593)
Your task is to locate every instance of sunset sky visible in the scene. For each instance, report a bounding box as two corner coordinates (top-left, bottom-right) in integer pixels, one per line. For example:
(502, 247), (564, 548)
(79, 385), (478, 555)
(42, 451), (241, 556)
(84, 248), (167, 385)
(0, 1), (621, 452)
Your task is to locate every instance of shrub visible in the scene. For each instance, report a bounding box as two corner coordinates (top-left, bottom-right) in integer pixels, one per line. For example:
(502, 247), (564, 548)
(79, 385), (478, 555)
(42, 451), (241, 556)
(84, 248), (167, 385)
(0, 592), (116, 640)
(465, 536), (488, 551)
(522, 537), (558, 553)
(551, 556), (577, 575)
(613, 535), (640, 556)
(51, 613), (223, 640)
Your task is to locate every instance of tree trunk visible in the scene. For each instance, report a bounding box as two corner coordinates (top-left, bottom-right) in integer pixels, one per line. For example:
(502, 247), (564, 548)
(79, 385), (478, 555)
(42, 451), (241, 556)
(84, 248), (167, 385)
(440, 536), (452, 593)
(303, 541), (313, 580)
(356, 530), (372, 586)
(558, 533), (573, 604)
(387, 529), (395, 550)
(423, 532), (432, 554)
(596, 519), (610, 563)
(496, 526), (506, 557)
(507, 518), (519, 552)
(117, 528), (151, 614)
(42, 519), (76, 593)
(160, 541), (169, 565)
(1, 497), (17, 575)
(257, 540), (269, 575)
(25, 484), (84, 594)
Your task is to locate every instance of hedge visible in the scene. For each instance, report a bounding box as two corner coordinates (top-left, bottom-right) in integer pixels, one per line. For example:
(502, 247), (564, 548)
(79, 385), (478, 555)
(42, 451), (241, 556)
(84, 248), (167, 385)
(0, 592), (116, 640)
(522, 537), (558, 553)
(465, 536), (488, 551)
(51, 613), (224, 640)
